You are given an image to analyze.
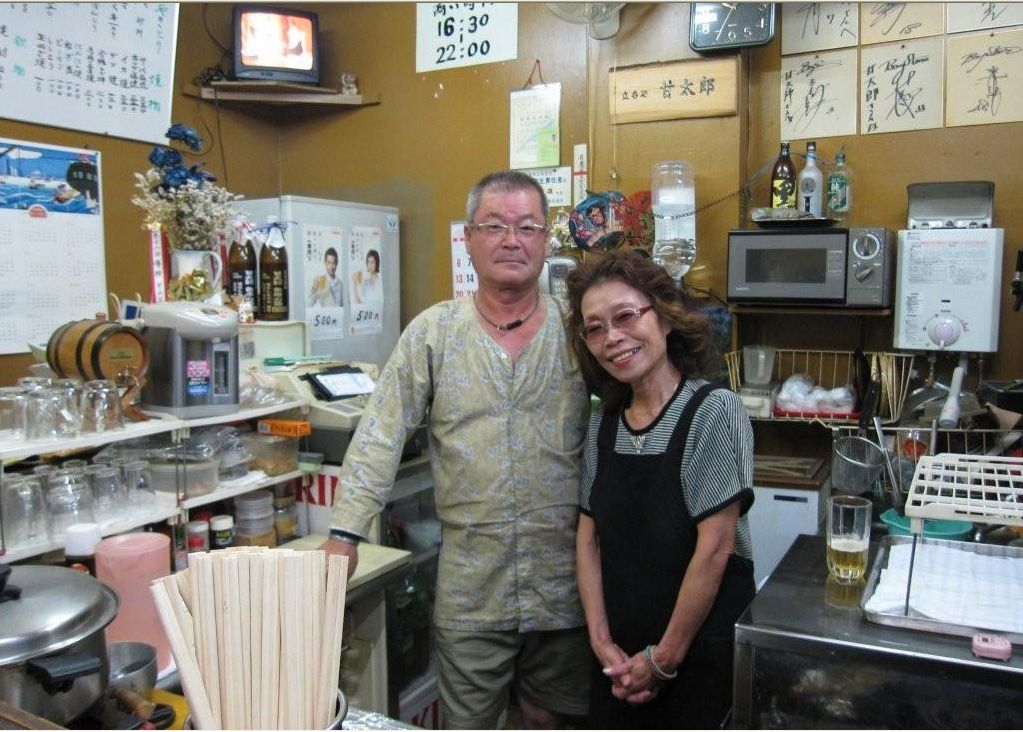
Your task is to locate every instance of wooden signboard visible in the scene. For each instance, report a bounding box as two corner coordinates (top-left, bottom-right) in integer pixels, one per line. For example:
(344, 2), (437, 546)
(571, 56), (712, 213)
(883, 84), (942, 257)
(609, 57), (738, 124)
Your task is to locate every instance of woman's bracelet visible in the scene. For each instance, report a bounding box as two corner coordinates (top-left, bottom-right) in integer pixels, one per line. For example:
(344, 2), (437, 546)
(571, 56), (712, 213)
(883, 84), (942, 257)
(643, 644), (678, 681)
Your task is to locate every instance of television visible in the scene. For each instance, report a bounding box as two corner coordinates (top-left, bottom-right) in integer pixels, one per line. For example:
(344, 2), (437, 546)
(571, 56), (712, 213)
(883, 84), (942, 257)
(232, 5), (321, 85)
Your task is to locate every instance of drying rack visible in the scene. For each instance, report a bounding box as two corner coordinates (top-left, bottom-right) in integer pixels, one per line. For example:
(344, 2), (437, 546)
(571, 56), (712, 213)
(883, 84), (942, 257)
(859, 453), (1023, 642)
(904, 453), (1023, 532)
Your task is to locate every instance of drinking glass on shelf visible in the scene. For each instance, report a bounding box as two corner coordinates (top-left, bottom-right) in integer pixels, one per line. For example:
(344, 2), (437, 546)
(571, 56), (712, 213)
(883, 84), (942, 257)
(32, 464), (57, 478)
(63, 458), (89, 470)
(45, 479), (95, 539)
(17, 376), (53, 392)
(123, 460), (154, 507)
(52, 379), (84, 437)
(2, 474), (51, 545)
(82, 380), (124, 433)
(86, 464), (126, 518)
(25, 389), (62, 440)
(826, 495), (872, 584)
(0, 387), (27, 440)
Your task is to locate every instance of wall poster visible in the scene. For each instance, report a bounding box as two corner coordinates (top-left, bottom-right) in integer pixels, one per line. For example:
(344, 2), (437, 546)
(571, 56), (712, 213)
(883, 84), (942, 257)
(509, 83), (561, 170)
(303, 223), (345, 342)
(347, 226), (384, 336)
(0, 138), (105, 354)
(0, 3), (178, 144)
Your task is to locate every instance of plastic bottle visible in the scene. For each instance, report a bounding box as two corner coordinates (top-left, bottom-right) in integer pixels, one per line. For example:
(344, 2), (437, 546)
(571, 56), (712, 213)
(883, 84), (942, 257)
(826, 150), (852, 223)
(650, 160), (696, 282)
(228, 219), (257, 304)
(770, 141), (797, 209)
(64, 523), (102, 575)
(797, 141), (824, 217)
(258, 216), (289, 321)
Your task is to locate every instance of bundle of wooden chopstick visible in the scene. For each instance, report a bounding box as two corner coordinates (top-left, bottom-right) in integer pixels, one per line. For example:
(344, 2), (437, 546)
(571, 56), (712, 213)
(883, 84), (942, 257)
(150, 547), (349, 730)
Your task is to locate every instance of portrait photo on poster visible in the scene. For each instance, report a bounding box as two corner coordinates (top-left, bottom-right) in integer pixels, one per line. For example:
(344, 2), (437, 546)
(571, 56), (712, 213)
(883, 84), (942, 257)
(303, 223), (345, 342)
(348, 226), (384, 335)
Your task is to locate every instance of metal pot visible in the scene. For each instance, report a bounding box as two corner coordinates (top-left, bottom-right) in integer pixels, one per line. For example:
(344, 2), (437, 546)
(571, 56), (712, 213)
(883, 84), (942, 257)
(0, 564), (118, 725)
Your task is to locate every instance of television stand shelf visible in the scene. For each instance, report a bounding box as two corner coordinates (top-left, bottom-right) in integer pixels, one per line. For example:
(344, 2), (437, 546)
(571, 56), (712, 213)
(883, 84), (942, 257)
(187, 81), (380, 107)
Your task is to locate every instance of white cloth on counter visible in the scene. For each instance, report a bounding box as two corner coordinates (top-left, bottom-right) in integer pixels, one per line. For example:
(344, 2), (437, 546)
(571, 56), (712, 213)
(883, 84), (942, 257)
(863, 542), (1023, 634)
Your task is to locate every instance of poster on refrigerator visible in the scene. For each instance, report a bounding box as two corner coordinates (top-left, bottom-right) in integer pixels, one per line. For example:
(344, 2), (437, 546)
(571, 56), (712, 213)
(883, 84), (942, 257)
(0, 138), (105, 354)
(302, 223), (345, 342)
(348, 226), (384, 335)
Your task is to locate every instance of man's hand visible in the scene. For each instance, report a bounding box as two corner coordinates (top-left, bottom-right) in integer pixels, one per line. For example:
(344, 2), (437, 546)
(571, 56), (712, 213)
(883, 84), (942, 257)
(321, 537), (360, 578)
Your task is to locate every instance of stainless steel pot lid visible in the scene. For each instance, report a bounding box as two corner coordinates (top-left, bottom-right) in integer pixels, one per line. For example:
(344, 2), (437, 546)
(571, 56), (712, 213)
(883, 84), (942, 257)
(0, 565), (118, 666)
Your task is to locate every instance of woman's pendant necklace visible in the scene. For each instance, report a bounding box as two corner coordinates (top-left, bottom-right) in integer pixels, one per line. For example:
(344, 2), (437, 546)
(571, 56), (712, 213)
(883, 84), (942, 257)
(473, 293), (541, 336)
(630, 433), (646, 452)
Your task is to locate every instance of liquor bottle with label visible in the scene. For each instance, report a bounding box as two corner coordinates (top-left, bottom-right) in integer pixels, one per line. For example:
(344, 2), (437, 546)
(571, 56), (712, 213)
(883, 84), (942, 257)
(258, 217), (290, 321)
(797, 141), (823, 217)
(227, 221), (257, 304)
(770, 141), (797, 209)
(826, 150), (852, 223)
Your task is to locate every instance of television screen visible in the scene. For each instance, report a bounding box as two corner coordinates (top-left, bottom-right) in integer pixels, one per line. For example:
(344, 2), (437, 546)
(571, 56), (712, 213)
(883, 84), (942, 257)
(233, 5), (320, 85)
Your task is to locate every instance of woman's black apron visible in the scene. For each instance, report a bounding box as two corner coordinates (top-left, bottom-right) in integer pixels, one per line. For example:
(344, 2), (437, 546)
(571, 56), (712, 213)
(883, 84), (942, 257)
(587, 383), (755, 729)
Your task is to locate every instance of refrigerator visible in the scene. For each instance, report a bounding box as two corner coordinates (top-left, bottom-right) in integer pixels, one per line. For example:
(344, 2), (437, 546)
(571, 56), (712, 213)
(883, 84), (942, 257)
(238, 195), (401, 368)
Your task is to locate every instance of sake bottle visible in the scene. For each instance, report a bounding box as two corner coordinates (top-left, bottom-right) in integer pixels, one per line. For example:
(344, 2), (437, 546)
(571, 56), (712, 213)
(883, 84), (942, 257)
(826, 150), (852, 223)
(258, 217), (289, 321)
(797, 141), (823, 217)
(770, 141), (797, 209)
(228, 220), (257, 303)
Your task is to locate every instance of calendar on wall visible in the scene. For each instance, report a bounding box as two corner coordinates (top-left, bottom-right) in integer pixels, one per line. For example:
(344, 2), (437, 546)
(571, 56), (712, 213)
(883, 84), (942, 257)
(0, 138), (106, 355)
(0, 3), (178, 144)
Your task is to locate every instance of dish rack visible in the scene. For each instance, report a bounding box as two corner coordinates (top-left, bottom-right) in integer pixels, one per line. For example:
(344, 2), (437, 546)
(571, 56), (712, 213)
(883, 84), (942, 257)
(725, 349), (914, 425)
(904, 454), (1023, 531)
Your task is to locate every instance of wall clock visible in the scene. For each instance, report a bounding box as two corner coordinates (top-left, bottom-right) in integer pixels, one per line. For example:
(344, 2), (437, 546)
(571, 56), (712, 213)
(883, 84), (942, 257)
(689, 2), (775, 52)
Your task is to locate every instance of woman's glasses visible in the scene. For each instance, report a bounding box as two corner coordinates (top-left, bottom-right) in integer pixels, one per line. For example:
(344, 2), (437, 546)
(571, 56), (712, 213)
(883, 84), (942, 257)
(580, 306), (653, 343)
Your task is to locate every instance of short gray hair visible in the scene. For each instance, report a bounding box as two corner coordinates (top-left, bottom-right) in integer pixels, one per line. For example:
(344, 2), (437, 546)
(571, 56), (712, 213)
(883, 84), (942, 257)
(466, 170), (548, 224)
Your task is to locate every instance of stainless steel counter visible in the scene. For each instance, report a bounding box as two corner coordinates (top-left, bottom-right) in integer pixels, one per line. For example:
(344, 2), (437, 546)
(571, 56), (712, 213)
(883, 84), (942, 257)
(733, 534), (1023, 728)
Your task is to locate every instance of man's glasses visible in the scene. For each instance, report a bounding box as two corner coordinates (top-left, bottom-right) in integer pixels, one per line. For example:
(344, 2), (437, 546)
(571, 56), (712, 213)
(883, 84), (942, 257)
(472, 222), (548, 243)
(580, 306), (653, 343)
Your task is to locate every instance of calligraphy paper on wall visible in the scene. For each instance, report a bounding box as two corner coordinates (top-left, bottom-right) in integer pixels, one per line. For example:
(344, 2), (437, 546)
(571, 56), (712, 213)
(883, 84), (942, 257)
(946, 28), (1023, 128)
(860, 37), (945, 135)
(947, 2), (1023, 34)
(781, 48), (859, 140)
(782, 2), (859, 56)
(860, 2), (945, 46)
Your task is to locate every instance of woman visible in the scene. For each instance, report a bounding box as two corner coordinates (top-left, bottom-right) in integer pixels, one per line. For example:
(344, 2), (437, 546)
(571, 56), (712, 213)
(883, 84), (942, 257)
(353, 248), (382, 304)
(565, 249), (756, 729)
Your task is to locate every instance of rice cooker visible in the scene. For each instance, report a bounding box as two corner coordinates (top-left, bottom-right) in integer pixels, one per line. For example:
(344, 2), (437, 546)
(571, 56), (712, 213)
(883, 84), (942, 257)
(140, 301), (240, 418)
(0, 565), (118, 725)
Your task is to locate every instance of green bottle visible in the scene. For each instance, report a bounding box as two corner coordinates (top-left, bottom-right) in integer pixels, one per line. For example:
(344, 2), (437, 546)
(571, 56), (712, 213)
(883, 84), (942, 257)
(826, 151), (852, 223)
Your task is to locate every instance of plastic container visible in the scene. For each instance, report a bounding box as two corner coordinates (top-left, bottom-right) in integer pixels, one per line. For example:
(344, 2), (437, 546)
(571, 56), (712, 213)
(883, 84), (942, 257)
(242, 433), (298, 476)
(210, 514), (235, 549)
(742, 345), (776, 385)
(148, 459), (218, 498)
(235, 489), (273, 517)
(234, 527), (277, 548)
(186, 519), (210, 552)
(651, 160), (696, 281)
(95, 533), (172, 673)
(274, 495), (298, 543)
(298, 451), (324, 474)
(879, 509), (973, 540)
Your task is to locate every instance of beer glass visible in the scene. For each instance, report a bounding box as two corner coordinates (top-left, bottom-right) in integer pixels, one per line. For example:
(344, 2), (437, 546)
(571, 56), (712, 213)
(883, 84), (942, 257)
(82, 380), (124, 433)
(826, 495), (871, 584)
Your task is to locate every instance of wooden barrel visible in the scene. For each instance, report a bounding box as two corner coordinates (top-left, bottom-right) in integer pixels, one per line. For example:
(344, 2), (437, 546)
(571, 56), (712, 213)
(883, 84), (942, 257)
(47, 319), (149, 382)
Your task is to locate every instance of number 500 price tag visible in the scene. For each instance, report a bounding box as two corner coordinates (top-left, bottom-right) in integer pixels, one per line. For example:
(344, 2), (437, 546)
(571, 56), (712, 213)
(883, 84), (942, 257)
(416, 3), (518, 73)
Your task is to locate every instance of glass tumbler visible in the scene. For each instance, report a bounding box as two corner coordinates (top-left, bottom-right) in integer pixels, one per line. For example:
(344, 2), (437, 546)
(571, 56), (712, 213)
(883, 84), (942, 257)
(86, 464), (126, 518)
(17, 376), (53, 392)
(2, 474), (50, 545)
(0, 387), (27, 439)
(83, 380), (124, 433)
(826, 495), (872, 584)
(52, 379), (84, 437)
(45, 475), (96, 539)
(123, 460), (154, 507)
(25, 389), (63, 440)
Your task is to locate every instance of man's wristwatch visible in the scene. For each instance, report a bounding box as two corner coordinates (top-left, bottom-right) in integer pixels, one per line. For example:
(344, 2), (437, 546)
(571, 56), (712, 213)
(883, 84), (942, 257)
(329, 528), (362, 545)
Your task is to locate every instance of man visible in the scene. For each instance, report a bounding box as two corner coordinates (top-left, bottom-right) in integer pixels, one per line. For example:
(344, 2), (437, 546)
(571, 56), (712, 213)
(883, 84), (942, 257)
(323, 171), (590, 728)
(309, 246), (342, 306)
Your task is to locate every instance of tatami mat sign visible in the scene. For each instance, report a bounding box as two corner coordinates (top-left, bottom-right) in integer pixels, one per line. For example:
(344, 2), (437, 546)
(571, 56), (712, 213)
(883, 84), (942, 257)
(609, 57), (738, 124)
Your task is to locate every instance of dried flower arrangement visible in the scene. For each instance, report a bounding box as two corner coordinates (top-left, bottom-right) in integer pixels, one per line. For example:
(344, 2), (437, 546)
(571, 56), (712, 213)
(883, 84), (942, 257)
(131, 123), (241, 251)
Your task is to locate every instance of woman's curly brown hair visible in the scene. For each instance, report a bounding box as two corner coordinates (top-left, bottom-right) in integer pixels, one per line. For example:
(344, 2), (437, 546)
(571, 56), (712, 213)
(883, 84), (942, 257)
(565, 249), (720, 412)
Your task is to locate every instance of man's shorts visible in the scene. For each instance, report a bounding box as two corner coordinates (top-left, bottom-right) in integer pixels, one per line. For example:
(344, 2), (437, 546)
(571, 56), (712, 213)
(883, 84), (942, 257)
(433, 625), (591, 729)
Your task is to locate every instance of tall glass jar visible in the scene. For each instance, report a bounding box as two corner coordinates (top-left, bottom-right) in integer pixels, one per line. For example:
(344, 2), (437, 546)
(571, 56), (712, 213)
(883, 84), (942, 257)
(650, 161), (696, 283)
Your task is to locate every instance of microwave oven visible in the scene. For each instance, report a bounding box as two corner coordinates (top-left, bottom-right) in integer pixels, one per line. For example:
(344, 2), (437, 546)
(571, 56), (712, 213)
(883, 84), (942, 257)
(727, 227), (894, 307)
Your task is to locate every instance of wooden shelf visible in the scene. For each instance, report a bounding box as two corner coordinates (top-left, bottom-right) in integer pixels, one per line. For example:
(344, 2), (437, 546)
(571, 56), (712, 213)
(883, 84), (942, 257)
(187, 81), (380, 107)
(729, 305), (892, 317)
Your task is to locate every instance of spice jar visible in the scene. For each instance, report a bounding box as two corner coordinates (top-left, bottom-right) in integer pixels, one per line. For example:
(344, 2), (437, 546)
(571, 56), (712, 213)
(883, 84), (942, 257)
(185, 519), (209, 553)
(210, 514), (235, 550)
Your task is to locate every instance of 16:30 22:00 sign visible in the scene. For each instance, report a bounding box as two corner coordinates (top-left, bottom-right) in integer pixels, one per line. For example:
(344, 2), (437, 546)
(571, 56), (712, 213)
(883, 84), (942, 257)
(416, 3), (518, 73)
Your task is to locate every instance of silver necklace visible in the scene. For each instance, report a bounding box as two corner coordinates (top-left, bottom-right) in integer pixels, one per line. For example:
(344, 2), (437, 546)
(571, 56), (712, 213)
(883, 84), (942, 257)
(626, 377), (683, 453)
(473, 292), (541, 335)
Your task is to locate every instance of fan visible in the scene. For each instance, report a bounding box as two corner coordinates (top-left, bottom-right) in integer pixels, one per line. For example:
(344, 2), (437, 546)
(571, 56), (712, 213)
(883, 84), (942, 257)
(545, 3), (626, 40)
